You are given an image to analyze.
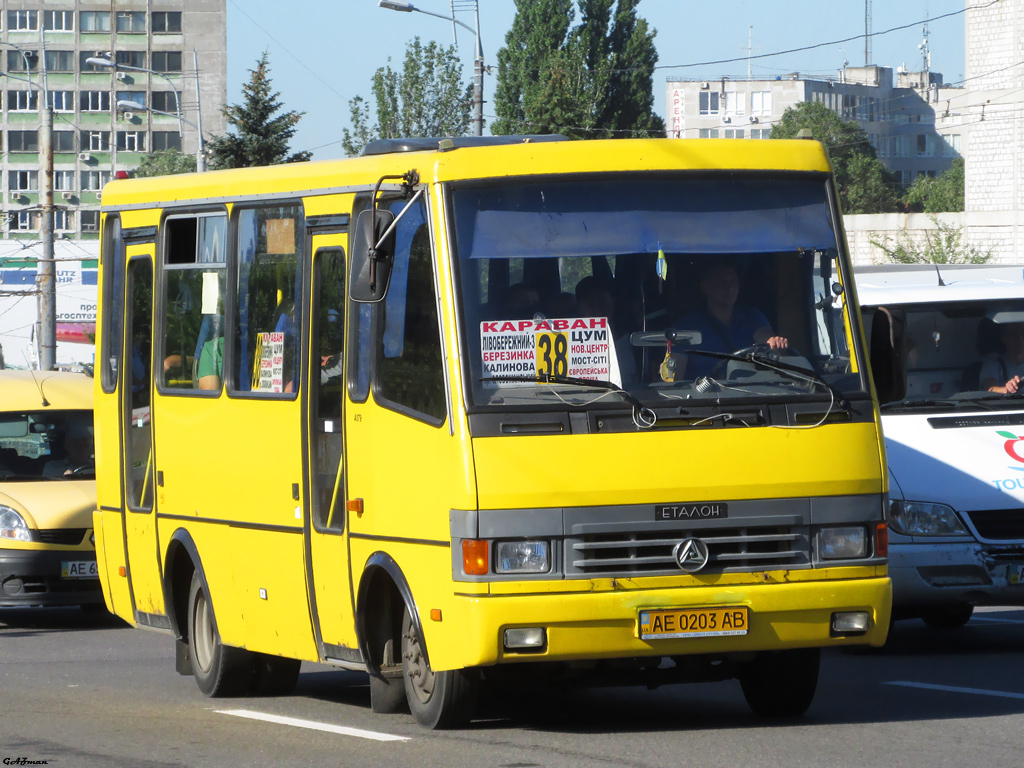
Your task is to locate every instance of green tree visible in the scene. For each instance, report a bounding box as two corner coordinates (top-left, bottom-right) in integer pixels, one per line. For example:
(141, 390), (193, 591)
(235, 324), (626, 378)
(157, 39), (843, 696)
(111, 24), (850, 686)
(904, 158), (965, 213)
(770, 101), (899, 214)
(871, 215), (991, 264)
(132, 148), (196, 178)
(491, 0), (664, 139)
(206, 51), (311, 169)
(342, 37), (472, 157)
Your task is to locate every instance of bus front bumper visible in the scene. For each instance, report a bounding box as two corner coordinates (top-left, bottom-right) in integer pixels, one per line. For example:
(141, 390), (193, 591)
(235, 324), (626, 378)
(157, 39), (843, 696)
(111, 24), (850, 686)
(435, 575), (892, 670)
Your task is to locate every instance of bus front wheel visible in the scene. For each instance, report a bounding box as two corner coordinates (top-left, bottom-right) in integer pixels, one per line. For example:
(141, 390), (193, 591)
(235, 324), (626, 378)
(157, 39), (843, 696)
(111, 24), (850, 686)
(187, 572), (254, 697)
(739, 648), (820, 718)
(401, 607), (478, 729)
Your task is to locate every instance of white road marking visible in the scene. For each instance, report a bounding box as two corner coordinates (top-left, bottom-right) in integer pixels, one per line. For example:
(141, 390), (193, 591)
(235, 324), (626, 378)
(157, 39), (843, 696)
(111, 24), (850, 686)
(885, 682), (1024, 700)
(970, 616), (1024, 625)
(216, 709), (410, 742)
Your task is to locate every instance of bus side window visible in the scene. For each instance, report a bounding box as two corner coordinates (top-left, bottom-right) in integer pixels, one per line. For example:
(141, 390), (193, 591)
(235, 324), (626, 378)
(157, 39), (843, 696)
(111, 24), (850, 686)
(312, 248), (346, 531)
(376, 207), (446, 424)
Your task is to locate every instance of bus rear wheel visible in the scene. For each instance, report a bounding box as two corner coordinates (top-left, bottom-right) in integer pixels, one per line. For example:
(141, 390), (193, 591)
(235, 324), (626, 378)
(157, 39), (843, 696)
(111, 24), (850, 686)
(740, 648), (820, 718)
(401, 607), (478, 729)
(187, 572), (254, 697)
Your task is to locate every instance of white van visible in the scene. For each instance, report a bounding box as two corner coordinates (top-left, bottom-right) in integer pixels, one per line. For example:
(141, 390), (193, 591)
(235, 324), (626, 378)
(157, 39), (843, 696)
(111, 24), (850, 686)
(856, 264), (1024, 627)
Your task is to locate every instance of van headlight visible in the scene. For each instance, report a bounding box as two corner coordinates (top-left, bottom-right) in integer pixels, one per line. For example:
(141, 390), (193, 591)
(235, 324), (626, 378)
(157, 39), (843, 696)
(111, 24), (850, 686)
(0, 506), (32, 542)
(819, 526), (868, 559)
(494, 541), (550, 574)
(889, 500), (968, 536)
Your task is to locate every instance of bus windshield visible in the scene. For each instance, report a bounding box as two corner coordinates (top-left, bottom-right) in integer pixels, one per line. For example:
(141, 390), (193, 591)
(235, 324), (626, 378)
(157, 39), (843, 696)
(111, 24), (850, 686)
(451, 174), (867, 413)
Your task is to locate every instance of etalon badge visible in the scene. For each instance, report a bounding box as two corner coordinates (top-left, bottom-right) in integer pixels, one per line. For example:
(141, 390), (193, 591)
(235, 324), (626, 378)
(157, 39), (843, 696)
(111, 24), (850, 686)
(673, 538), (710, 573)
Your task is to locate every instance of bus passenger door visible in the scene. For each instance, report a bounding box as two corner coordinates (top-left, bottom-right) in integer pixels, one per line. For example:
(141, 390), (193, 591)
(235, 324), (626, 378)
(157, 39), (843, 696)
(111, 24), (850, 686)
(121, 255), (164, 618)
(305, 242), (359, 657)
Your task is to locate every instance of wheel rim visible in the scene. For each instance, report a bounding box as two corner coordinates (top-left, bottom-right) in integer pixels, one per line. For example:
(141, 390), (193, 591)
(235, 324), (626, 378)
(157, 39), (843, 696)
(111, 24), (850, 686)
(403, 618), (435, 706)
(192, 587), (215, 674)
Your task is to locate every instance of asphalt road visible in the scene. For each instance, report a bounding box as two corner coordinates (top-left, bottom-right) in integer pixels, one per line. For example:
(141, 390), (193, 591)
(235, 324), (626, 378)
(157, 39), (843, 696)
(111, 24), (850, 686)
(1, 606), (1022, 768)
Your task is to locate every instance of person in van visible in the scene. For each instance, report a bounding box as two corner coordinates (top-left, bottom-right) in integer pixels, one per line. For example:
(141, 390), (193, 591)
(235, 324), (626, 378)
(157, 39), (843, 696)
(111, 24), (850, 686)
(980, 321), (1024, 394)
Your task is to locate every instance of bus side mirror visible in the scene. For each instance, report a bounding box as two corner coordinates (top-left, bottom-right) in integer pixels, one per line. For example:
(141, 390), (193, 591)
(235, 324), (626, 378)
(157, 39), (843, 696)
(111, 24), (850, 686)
(350, 208), (396, 303)
(868, 306), (907, 404)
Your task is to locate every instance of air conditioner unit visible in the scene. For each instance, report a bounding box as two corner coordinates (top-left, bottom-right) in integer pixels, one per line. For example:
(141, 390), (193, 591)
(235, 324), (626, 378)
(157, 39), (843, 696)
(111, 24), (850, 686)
(78, 152), (92, 162)
(96, 192), (102, 201)
(750, 116), (759, 123)
(116, 72), (128, 80)
(9, 191), (21, 202)
(122, 111), (134, 120)
(701, 81), (710, 90)
(61, 191), (73, 201)
(723, 116), (732, 123)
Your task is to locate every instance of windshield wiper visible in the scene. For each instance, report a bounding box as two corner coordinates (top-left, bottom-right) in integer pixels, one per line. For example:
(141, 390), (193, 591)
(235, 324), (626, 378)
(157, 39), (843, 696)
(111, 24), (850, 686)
(480, 373), (656, 428)
(880, 398), (960, 411)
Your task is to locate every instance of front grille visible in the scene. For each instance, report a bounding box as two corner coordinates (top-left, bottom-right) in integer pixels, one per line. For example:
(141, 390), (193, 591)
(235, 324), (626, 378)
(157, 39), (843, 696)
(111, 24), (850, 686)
(566, 525), (810, 577)
(965, 510), (1024, 541)
(35, 528), (87, 545)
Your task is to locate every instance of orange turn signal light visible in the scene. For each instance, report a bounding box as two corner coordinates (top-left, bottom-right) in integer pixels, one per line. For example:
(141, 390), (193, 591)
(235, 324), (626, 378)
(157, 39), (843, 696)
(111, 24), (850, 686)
(462, 539), (489, 575)
(346, 498), (363, 515)
(875, 523), (889, 557)
(430, 608), (442, 622)
(118, 566), (126, 577)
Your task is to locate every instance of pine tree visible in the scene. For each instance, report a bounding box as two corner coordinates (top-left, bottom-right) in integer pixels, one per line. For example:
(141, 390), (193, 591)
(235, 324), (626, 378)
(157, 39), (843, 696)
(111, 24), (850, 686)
(132, 149), (196, 177)
(342, 37), (472, 157)
(491, 0), (664, 139)
(206, 52), (311, 169)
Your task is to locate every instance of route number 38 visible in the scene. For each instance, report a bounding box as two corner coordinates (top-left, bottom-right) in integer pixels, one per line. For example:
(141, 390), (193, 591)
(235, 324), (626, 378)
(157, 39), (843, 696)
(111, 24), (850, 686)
(536, 332), (569, 377)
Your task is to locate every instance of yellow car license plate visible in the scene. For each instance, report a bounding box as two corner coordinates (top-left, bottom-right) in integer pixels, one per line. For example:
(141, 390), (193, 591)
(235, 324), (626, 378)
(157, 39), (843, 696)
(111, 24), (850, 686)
(639, 606), (748, 640)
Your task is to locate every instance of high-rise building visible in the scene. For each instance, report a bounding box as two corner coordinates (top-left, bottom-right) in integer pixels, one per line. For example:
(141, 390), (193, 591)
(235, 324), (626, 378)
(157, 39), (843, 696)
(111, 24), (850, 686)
(0, 0), (226, 241)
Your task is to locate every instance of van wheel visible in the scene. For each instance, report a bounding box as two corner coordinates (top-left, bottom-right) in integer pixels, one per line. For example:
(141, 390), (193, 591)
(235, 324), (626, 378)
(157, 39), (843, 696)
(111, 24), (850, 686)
(187, 572), (253, 697)
(922, 604), (974, 629)
(740, 648), (820, 718)
(401, 607), (478, 729)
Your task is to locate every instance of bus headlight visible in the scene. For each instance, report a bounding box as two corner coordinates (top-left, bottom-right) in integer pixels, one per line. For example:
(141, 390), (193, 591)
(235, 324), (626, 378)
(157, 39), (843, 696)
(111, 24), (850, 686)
(494, 541), (550, 574)
(819, 526), (868, 559)
(889, 501), (968, 536)
(0, 506), (32, 542)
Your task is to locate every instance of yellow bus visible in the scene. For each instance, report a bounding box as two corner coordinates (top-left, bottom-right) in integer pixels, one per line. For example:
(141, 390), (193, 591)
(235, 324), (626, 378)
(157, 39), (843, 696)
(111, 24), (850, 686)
(93, 136), (892, 728)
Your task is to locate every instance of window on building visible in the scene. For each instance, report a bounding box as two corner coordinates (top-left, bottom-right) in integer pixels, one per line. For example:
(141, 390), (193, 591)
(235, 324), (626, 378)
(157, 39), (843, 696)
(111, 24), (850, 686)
(47, 91), (75, 112)
(117, 91), (146, 108)
(916, 134), (927, 156)
(54, 210), (74, 232)
(82, 131), (111, 152)
(81, 210), (100, 233)
(750, 128), (772, 139)
(698, 129), (719, 138)
(8, 90), (39, 112)
(6, 50), (38, 72)
(54, 171), (75, 192)
(699, 91), (720, 115)
(44, 51), (75, 72)
(9, 171), (39, 192)
(9, 131), (39, 153)
(53, 132), (76, 152)
(117, 132), (145, 152)
(152, 51), (183, 73)
(80, 52), (113, 72)
(80, 91), (111, 112)
(115, 11), (146, 33)
(152, 12), (182, 33)
(724, 129), (745, 139)
(723, 91), (745, 116)
(11, 211), (39, 232)
(152, 132), (182, 152)
(151, 91), (179, 113)
(44, 11), (74, 32)
(116, 50), (146, 69)
(80, 11), (111, 32)
(751, 91), (772, 116)
(81, 171), (111, 191)
(7, 11), (38, 31)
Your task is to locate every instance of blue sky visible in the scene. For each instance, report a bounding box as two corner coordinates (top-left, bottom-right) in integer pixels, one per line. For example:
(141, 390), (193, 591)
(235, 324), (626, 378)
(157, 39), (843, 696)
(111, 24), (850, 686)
(224, 0), (967, 160)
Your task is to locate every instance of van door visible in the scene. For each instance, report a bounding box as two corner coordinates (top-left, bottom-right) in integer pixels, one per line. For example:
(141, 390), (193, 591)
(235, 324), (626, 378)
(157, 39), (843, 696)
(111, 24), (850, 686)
(121, 254), (164, 619)
(305, 236), (359, 659)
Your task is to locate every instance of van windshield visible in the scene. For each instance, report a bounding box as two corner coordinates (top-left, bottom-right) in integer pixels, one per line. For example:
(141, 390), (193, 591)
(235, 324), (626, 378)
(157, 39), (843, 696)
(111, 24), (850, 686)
(450, 174), (868, 413)
(0, 410), (94, 480)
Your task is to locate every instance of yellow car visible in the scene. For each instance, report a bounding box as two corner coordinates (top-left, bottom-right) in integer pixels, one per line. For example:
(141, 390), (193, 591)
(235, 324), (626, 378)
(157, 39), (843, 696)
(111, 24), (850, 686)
(0, 369), (100, 608)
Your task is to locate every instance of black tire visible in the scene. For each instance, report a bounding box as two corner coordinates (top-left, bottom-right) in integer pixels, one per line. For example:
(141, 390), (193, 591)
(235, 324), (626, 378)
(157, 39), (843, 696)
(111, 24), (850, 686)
(370, 637), (408, 714)
(187, 572), (254, 697)
(251, 653), (301, 696)
(401, 607), (478, 729)
(740, 648), (820, 718)
(922, 604), (974, 629)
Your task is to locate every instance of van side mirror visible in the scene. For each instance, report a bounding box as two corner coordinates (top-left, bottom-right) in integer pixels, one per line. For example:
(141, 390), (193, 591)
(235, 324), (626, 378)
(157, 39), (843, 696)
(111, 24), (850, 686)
(868, 306), (907, 404)
(349, 208), (396, 303)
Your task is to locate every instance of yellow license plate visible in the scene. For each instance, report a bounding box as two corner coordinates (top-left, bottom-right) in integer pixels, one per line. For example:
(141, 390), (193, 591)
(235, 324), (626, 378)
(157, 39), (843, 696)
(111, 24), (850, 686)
(639, 606), (748, 640)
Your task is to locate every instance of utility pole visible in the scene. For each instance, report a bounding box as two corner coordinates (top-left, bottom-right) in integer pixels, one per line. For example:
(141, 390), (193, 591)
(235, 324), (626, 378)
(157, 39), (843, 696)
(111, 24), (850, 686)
(38, 103), (55, 371)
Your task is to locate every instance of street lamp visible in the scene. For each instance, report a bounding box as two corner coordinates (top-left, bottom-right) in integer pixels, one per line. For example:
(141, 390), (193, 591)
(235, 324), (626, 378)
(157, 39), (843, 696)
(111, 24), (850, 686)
(1, 41), (56, 371)
(378, 0), (485, 137)
(86, 54), (206, 172)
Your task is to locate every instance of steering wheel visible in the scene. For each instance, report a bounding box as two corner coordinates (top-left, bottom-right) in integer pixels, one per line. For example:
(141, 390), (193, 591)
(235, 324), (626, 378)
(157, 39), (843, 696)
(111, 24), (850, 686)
(66, 464), (95, 477)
